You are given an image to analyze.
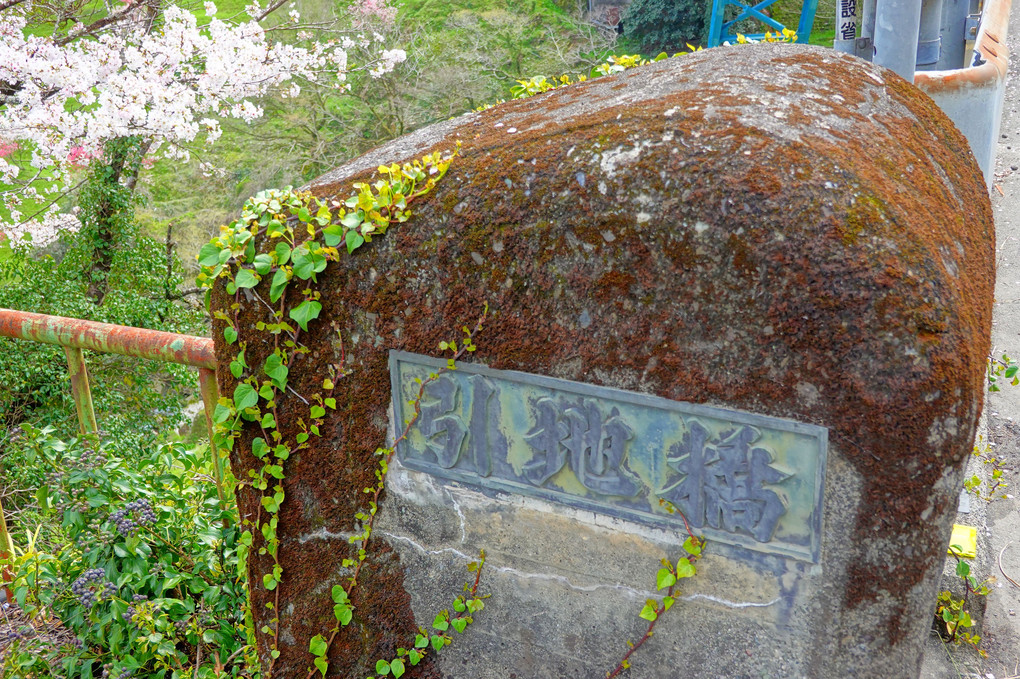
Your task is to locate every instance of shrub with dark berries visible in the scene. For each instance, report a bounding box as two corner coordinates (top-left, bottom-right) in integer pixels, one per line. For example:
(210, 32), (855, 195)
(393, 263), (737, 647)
(1, 425), (250, 678)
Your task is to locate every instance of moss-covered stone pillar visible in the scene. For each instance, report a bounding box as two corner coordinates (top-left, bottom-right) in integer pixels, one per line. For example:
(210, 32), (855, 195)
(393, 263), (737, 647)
(215, 43), (994, 677)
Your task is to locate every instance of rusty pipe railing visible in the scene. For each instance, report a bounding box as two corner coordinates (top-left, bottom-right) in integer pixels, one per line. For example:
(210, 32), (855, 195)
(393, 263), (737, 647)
(0, 307), (223, 570)
(914, 0), (1012, 187)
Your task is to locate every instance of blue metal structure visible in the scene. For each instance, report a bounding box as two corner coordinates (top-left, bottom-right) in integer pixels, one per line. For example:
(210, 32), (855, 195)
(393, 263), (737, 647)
(707, 0), (819, 47)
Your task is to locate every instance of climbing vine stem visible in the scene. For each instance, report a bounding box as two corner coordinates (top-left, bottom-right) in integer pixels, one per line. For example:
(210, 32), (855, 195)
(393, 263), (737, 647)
(606, 502), (704, 678)
(197, 145), (463, 675)
(307, 307), (489, 679)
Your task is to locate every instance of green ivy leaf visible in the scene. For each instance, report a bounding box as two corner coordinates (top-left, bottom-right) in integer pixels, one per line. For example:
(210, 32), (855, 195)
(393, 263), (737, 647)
(213, 403), (232, 424)
(264, 354), (289, 388)
(432, 613), (449, 632)
(292, 243), (327, 280)
(270, 268), (290, 303)
(267, 218), (285, 237)
(235, 268), (259, 289)
(275, 242), (292, 265)
(656, 568), (676, 591)
(322, 225), (343, 247)
(314, 657), (328, 677)
(334, 603), (353, 626)
(451, 617), (468, 633)
(375, 659), (390, 675)
(675, 557), (696, 579)
(390, 658), (405, 678)
(233, 384), (258, 411)
(310, 405), (326, 419)
(430, 635), (445, 652)
(289, 300), (322, 331)
(309, 634), (328, 657)
(682, 536), (702, 556)
(261, 495), (281, 513)
(263, 573), (278, 590)
(223, 327), (238, 344)
(198, 243), (224, 267)
(638, 601), (658, 622)
(253, 253), (273, 275)
(252, 438), (270, 459)
(345, 230), (365, 254)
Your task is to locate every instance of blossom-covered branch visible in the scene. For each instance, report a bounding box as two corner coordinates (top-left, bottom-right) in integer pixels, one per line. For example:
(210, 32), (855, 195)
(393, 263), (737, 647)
(0, 0), (406, 243)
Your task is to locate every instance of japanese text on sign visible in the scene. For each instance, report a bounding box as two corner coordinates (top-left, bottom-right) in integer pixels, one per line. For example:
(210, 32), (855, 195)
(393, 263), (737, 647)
(390, 352), (828, 562)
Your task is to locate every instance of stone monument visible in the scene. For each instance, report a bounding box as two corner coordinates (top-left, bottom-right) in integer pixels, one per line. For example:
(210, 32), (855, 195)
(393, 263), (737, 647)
(214, 43), (994, 677)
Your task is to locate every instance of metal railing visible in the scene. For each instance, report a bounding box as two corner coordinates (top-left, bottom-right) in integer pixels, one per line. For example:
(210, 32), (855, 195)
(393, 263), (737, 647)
(914, 0), (1012, 187)
(0, 307), (221, 568)
(708, 0), (820, 46)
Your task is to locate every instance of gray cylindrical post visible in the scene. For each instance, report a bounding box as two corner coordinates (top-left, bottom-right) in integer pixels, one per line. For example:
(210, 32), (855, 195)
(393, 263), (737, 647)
(916, 0), (944, 68)
(873, 0), (923, 80)
(937, 0), (970, 69)
(862, 0), (877, 40)
(834, 0), (859, 53)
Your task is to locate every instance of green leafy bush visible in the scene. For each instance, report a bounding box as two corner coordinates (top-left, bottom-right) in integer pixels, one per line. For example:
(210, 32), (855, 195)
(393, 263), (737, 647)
(0, 226), (203, 443)
(1, 424), (248, 679)
(621, 0), (708, 53)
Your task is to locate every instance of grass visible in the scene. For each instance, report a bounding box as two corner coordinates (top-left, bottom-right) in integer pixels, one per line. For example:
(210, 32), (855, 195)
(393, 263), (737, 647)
(772, 0), (837, 44)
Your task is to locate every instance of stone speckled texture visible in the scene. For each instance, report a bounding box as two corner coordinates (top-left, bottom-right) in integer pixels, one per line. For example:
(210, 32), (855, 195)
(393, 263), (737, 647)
(214, 43), (994, 677)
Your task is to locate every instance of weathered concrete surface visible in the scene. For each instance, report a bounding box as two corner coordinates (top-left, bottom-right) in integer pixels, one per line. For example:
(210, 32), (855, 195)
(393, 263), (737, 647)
(215, 43), (995, 677)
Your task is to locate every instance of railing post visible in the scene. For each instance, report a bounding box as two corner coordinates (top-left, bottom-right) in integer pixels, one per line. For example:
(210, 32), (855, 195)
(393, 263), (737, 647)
(199, 367), (227, 508)
(0, 494), (14, 600)
(63, 347), (99, 436)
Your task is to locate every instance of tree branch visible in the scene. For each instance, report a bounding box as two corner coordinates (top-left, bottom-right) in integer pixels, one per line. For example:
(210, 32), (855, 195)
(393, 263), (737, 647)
(54, 0), (158, 45)
(0, 0), (30, 13)
(165, 287), (206, 300)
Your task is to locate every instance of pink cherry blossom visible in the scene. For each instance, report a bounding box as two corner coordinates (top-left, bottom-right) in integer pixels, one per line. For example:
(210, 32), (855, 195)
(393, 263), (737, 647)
(351, 0), (397, 27)
(65, 145), (95, 168)
(0, 0), (405, 243)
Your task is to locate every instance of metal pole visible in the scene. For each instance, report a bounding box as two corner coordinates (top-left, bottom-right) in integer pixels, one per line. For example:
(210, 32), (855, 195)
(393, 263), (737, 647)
(796, 0), (820, 43)
(916, 0), (944, 68)
(862, 0), (878, 41)
(0, 308), (215, 369)
(708, 0), (728, 47)
(0, 495), (13, 602)
(199, 366), (227, 509)
(834, 0), (859, 52)
(63, 347), (99, 436)
(873, 0), (923, 79)
(937, 0), (971, 69)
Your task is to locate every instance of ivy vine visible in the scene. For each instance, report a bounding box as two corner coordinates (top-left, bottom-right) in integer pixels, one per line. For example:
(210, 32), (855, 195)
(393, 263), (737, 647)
(197, 145), (487, 677)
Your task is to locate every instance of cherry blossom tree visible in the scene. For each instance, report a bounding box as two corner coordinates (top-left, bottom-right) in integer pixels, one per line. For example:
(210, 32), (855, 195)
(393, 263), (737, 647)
(0, 0), (405, 254)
